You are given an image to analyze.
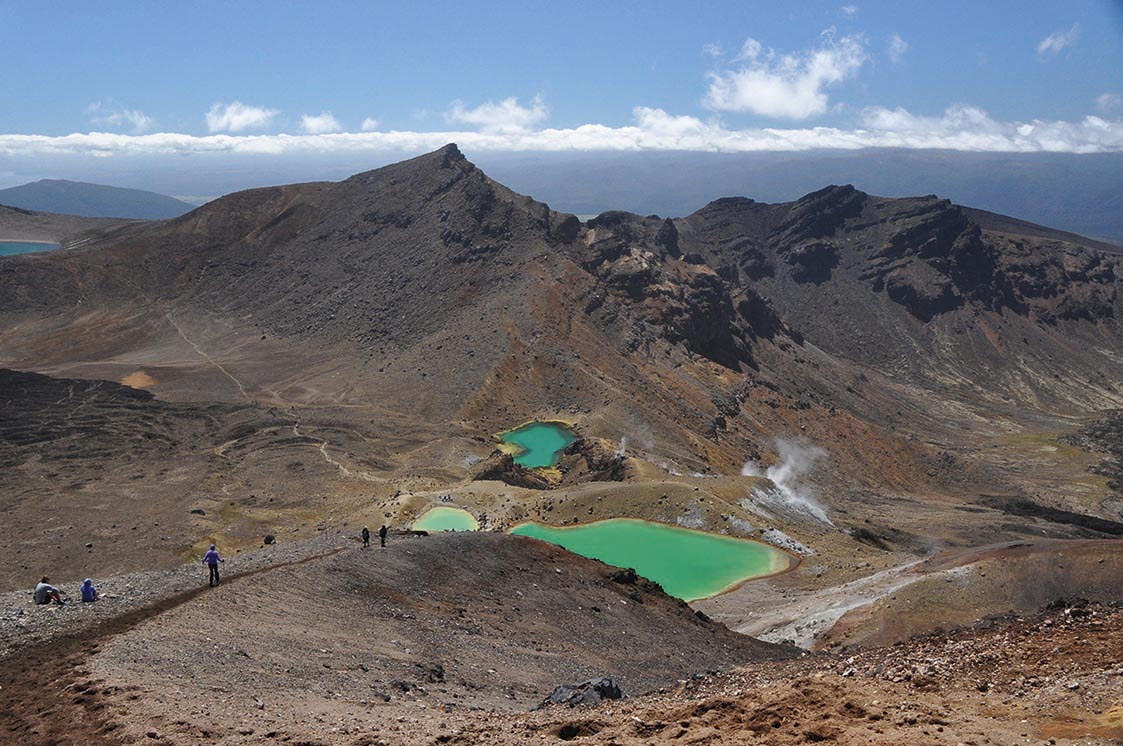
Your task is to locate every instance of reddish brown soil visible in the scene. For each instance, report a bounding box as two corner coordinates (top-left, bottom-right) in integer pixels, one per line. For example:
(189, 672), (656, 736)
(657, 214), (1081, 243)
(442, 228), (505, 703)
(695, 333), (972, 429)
(2, 579), (1119, 745)
(446, 602), (1123, 746)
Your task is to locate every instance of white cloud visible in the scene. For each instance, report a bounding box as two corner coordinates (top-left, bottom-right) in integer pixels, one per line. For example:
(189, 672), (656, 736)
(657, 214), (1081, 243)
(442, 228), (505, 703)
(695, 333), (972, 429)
(1096, 93), (1122, 114)
(361, 117), (380, 131)
(859, 104), (1123, 153)
(1037, 24), (1079, 57)
(841, 5), (858, 17)
(1, 105), (1120, 159)
(205, 101), (279, 133)
(85, 101), (153, 134)
(702, 42), (723, 58)
(446, 95), (548, 134)
(300, 112), (342, 134)
(734, 37), (765, 63)
(705, 33), (867, 119)
(887, 33), (908, 64)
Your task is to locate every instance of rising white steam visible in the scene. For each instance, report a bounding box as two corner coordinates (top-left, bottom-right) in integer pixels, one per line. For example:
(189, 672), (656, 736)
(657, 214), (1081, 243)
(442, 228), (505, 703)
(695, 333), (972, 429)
(741, 437), (832, 525)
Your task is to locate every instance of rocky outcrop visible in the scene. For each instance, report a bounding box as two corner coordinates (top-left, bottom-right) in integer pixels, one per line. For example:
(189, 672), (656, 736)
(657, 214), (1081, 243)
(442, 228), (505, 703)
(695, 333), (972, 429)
(995, 239), (1120, 323)
(779, 240), (839, 284)
(579, 210), (790, 368)
(684, 185), (1121, 335)
(541, 677), (623, 708)
(471, 452), (556, 489)
(1062, 410), (1123, 493)
(470, 437), (631, 490)
(771, 184), (867, 245)
(855, 198), (1009, 320)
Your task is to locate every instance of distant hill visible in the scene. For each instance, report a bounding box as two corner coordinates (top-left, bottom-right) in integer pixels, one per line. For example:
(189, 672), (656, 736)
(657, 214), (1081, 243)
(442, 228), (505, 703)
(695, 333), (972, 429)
(474, 149), (1123, 245)
(0, 179), (194, 219)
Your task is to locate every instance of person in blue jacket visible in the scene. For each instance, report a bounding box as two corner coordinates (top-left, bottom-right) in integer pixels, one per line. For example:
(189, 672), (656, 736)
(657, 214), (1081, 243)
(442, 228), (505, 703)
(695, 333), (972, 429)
(202, 544), (224, 586)
(80, 578), (101, 602)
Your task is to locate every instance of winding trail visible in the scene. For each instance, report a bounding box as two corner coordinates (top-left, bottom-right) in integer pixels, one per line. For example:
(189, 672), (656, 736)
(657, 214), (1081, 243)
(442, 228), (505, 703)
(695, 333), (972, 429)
(165, 311), (252, 402)
(291, 420), (385, 482)
(292, 421), (353, 476)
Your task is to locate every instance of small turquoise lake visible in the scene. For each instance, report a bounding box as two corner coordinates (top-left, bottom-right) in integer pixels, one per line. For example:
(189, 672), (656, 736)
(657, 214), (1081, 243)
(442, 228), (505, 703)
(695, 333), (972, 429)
(413, 506), (479, 532)
(0, 241), (59, 256)
(498, 421), (577, 468)
(509, 518), (793, 601)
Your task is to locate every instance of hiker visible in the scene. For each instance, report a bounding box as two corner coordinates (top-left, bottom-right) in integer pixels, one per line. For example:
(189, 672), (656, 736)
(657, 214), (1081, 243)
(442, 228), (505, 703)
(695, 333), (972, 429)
(34, 577), (63, 605)
(379, 524), (388, 547)
(80, 578), (101, 602)
(361, 526), (370, 548)
(202, 544), (224, 586)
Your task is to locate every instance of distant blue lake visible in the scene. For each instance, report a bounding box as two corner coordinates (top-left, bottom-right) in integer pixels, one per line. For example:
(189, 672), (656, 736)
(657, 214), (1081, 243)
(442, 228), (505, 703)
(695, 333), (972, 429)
(0, 241), (59, 256)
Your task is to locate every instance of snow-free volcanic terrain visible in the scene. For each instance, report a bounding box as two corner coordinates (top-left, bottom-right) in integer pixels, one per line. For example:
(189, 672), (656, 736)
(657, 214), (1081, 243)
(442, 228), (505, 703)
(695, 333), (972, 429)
(2, 146), (1123, 743)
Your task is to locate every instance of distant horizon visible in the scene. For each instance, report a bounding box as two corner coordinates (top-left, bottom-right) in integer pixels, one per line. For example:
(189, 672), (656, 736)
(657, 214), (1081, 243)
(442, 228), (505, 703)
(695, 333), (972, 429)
(3, 143), (1121, 199)
(5, 2), (1120, 225)
(2, 146), (1121, 244)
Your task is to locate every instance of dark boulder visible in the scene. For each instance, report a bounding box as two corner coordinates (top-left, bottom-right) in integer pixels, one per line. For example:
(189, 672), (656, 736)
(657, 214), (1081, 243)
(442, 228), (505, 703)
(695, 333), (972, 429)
(780, 240), (839, 284)
(543, 677), (623, 708)
(884, 270), (962, 321)
(606, 567), (637, 584)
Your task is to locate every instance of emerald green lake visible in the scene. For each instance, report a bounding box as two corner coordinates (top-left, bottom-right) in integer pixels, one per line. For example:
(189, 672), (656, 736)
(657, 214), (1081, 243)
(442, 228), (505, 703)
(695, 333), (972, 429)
(413, 506), (479, 532)
(509, 518), (792, 601)
(498, 422), (577, 468)
(0, 241), (58, 257)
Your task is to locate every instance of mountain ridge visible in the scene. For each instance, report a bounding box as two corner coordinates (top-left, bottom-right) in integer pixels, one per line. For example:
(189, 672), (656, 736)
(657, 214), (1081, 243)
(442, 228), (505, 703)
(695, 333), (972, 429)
(1, 144), (1121, 592)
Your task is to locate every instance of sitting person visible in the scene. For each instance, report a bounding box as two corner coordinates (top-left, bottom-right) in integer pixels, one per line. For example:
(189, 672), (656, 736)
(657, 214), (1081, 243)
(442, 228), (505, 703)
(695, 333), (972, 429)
(34, 577), (63, 605)
(80, 578), (101, 602)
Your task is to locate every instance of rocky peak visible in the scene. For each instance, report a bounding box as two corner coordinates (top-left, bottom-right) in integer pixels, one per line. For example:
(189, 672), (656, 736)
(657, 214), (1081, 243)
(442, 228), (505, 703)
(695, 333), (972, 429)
(772, 184), (867, 245)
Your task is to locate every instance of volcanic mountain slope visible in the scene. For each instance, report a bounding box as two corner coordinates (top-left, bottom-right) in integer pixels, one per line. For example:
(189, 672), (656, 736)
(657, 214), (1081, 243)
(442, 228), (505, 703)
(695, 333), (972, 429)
(676, 187), (1122, 404)
(4, 146), (1119, 435)
(0, 532), (794, 746)
(1, 145), (1123, 591)
(1, 534), (1119, 746)
(0, 203), (133, 243)
(0, 368), (392, 590)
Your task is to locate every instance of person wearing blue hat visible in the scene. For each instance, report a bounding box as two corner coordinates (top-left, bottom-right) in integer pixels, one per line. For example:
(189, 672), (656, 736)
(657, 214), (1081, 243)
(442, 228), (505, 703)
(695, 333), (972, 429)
(80, 578), (101, 602)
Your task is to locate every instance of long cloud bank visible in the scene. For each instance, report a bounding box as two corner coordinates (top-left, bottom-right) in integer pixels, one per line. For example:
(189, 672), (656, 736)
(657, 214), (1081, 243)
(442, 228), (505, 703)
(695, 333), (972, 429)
(2, 106), (1121, 157)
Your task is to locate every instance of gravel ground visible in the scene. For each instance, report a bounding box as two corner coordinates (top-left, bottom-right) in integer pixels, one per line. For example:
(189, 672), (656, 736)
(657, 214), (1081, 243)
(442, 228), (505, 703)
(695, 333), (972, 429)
(0, 530), (354, 660)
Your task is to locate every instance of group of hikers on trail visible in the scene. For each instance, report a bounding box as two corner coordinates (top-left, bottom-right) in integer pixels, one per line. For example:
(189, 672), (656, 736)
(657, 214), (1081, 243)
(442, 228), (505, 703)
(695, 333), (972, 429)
(33, 576), (102, 606)
(36, 526), (389, 604)
(361, 524), (388, 548)
(32, 542), (225, 605)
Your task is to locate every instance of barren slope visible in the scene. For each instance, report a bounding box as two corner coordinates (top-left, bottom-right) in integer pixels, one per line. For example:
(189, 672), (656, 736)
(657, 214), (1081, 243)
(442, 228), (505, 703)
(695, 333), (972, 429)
(1, 145), (1122, 598)
(0, 532), (793, 745)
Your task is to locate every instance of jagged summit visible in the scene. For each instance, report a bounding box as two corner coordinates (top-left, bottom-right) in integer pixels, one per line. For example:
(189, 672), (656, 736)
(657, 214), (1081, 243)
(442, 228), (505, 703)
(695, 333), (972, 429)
(342, 142), (469, 185)
(1, 145), (1118, 384)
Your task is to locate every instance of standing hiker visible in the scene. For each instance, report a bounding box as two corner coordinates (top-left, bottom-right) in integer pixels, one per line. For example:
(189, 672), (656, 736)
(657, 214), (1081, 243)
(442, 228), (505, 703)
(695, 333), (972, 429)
(361, 526), (370, 548)
(202, 544), (224, 587)
(379, 524), (388, 548)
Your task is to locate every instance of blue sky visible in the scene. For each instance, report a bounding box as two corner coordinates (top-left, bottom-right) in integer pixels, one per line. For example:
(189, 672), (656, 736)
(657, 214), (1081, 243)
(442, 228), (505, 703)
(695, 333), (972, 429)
(0, 0), (1121, 187)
